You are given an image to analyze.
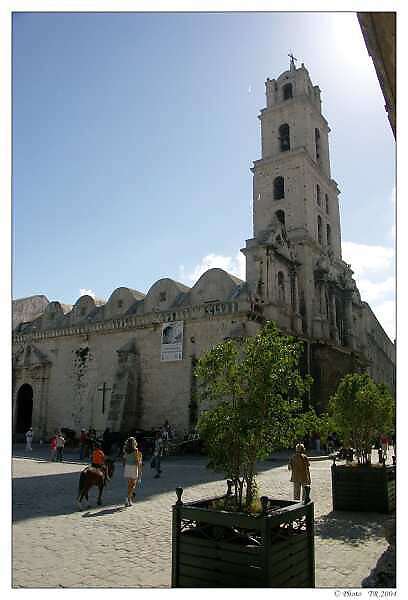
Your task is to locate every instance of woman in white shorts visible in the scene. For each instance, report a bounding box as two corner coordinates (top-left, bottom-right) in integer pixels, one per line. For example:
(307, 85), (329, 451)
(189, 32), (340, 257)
(122, 437), (143, 507)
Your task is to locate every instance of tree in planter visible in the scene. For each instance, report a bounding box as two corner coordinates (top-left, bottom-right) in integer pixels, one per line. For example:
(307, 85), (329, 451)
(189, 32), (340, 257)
(329, 373), (395, 465)
(195, 320), (318, 511)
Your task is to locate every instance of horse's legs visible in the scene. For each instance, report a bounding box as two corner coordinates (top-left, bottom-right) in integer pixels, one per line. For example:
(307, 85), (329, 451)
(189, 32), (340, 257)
(77, 486), (85, 509)
(97, 483), (103, 505)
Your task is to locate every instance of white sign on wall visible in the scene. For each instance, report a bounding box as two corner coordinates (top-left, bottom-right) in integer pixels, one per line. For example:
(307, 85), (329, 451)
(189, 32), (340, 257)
(160, 321), (184, 362)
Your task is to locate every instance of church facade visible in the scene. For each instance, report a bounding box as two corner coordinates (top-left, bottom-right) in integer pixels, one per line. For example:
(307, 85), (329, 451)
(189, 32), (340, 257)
(12, 62), (395, 440)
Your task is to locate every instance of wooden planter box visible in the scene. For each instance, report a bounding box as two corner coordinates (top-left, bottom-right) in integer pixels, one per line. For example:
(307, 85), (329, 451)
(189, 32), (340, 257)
(331, 463), (396, 513)
(172, 487), (315, 588)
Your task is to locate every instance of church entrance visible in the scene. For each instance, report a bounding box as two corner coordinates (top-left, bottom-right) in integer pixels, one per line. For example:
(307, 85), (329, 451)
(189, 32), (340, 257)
(15, 384), (33, 434)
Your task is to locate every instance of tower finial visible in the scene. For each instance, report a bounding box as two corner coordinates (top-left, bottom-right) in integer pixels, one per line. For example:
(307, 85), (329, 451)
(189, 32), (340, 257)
(288, 52), (298, 71)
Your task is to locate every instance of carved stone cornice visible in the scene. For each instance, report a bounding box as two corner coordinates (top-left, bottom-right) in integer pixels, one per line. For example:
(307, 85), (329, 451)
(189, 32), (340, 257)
(12, 300), (251, 344)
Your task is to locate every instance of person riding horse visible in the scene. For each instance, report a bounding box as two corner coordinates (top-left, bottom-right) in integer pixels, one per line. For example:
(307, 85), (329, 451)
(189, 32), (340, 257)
(77, 451), (115, 508)
(91, 443), (106, 476)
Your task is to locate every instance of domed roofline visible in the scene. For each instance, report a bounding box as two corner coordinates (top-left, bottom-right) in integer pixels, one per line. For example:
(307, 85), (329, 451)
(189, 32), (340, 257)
(73, 294), (96, 306)
(191, 268), (244, 287)
(106, 286), (145, 303)
(145, 277), (190, 296)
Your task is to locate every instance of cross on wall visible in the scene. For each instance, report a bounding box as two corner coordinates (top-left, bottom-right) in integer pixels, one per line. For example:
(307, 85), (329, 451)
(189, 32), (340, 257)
(97, 382), (112, 414)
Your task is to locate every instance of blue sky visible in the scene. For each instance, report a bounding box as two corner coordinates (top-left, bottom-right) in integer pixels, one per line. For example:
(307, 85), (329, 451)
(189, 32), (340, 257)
(12, 11), (395, 338)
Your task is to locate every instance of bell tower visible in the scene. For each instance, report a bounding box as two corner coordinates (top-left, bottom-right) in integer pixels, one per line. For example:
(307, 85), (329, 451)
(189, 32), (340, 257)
(250, 59), (342, 258)
(243, 59), (348, 341)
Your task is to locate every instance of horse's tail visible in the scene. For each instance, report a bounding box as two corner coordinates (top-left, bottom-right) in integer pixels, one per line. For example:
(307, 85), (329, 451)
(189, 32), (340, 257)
(78, 469), (87, 498)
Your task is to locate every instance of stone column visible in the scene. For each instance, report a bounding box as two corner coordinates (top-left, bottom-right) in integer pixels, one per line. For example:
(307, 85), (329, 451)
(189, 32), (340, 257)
(344, 292), (355, 349)
(329, 290), (339, 344)
(320, 284), (326, 316)
(293, 271), (300, 314)
(293, 272), (303, 334)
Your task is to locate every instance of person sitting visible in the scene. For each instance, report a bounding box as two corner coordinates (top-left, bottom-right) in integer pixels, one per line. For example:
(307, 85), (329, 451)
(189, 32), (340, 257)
(91, 443), (106, 474)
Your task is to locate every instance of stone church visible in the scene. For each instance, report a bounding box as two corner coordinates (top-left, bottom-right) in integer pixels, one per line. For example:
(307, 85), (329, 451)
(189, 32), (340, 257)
(12, 61), (395, 441)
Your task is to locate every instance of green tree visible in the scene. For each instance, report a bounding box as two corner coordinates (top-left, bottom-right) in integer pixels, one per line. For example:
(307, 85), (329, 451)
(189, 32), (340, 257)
(329, 373), (395, 465)
(195, 321), (315, 510)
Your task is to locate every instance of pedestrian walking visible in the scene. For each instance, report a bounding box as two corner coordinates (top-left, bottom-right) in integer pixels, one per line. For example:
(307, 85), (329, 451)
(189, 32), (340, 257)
(49, 434), (57, 461)
(380, 433), (389, 461)
(151, 431), (163, 478)
(55, 431), (65, 462)
(122, 437), (143, 507)
(25, 428), (33, 452)
(88, 428), (97, 455)
(288, 443), (311, 501)
(161, 422), (170, 455)
(102, 427), (112, 455)
(79, 429), (87, 460)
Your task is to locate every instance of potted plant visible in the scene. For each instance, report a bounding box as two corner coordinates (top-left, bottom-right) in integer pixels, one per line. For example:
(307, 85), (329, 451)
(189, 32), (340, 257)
(172, 321), (321, 588)
(329, 373), (395, 513)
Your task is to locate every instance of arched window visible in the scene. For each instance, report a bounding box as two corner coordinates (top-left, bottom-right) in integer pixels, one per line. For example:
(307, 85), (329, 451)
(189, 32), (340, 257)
(327, 223), (332, 246)
(283, 83), (293, 100)
(277, 271), (285, 303)
(273, 176), (285, 200)
(275, 210), (285, 226)
(315, 128), (321, 161)
(325, 193), (329, 214)
(316, 184), (321, 206)
(278, 124), (290, 152)
(317, 215), (323, 245)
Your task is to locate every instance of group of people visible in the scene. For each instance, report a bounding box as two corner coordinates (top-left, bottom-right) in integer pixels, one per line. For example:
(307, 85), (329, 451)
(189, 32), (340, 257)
(49, 431), (66, 462)
(84, 429), (164, 507)
(25, 428), (66, 461)
(78, 428), (101, 459)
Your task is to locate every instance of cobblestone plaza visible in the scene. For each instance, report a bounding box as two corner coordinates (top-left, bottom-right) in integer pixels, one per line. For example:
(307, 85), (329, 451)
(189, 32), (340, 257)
(12, 447), (392, 589)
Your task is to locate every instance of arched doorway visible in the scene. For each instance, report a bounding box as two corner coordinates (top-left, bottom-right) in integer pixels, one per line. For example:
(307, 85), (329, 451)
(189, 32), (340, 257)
(15, 384), (33, 434)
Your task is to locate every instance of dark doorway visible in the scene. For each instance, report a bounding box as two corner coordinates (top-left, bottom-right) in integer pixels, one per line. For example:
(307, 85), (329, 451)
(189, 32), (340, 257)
(15, 384), (33, 434)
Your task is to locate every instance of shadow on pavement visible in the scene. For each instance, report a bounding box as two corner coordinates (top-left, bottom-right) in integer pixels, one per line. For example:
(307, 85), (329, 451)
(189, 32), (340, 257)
(81, 506), (129, 518)
(315, 510), (390, 546)
(12, 451), (287, 523)
(361, 545), (396, 587)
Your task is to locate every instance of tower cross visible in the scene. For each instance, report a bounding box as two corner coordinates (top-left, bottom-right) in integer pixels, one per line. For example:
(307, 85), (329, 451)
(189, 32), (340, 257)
(288, 52), (298, 68)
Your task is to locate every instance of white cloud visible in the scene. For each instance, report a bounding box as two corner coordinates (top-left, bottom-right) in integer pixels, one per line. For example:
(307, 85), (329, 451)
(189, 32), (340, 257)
(358, 277), (395, 304)
(179, 252), (245, 285)
(342, 240), (395, 339)
(342, 241), (394, 278)
(370, 300), (395, 341)
(79, 288), (96, 299)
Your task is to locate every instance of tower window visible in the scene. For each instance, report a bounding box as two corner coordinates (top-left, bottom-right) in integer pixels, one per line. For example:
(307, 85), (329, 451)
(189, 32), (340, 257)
(325, 193), (329, 214)
(316, 184), (321, 206)
(283, 83), (293, 100)
(273, 176), (285, 200)
(327, 224), (332, 246)
(317, 216), (323, 245)
(278, 124), (290, 152)
(315, 128), (321, 161)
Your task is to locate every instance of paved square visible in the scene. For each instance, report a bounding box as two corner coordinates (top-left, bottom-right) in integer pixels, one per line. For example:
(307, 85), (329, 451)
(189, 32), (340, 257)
(12, 448), (390, 588)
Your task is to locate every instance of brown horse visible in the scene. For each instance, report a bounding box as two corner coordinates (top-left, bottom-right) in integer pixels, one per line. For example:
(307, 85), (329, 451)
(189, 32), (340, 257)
(77, 458), (115, 509)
